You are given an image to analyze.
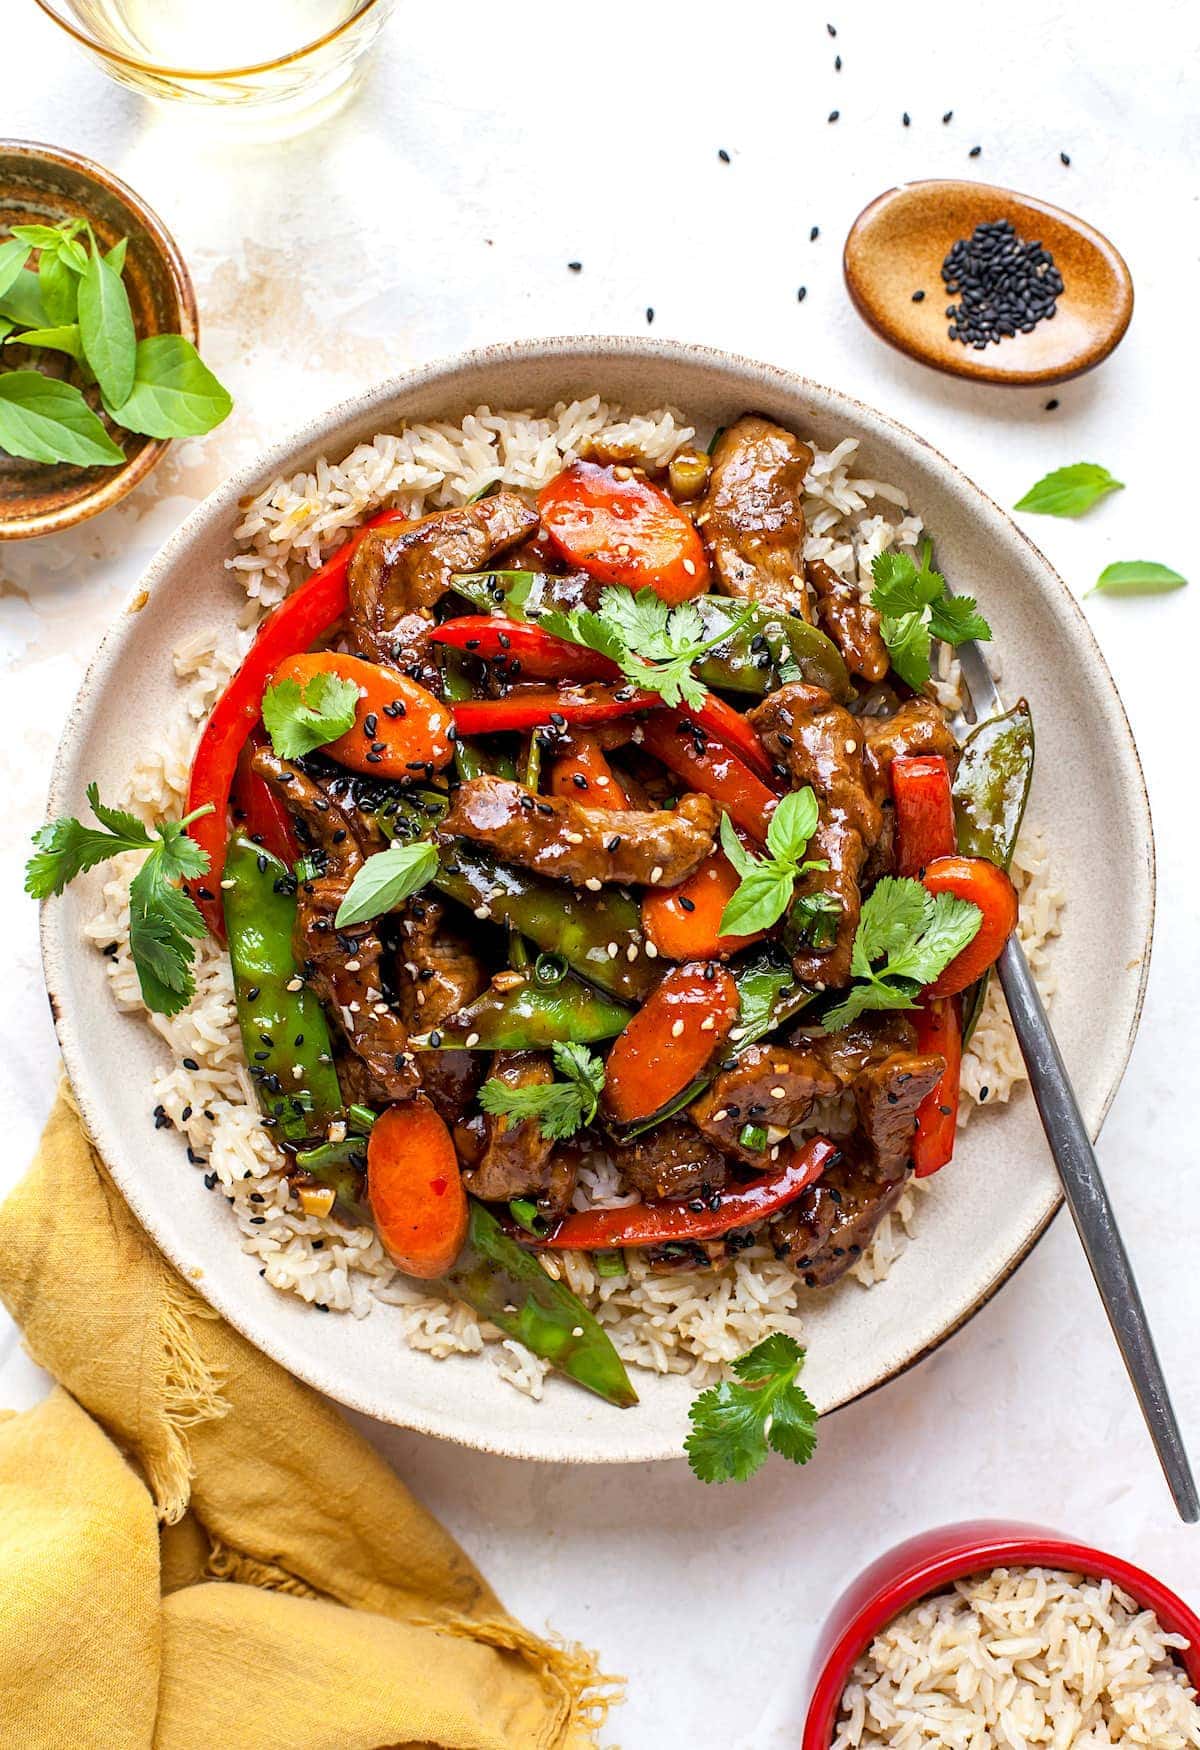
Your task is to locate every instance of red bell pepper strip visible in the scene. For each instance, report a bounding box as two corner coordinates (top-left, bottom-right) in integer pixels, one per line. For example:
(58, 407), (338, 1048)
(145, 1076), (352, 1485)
(452, 684), (659, 735)
(183, 507), (407, 937)
(427, 617), (620, 682)
(538, 1135), (840, 1249)
(230, 730), (297, 867)
(892, 755), (956, 877)
(686, 689), (779, 787)
(912, 996), (963, 1177)
(639, 713), (778, 844)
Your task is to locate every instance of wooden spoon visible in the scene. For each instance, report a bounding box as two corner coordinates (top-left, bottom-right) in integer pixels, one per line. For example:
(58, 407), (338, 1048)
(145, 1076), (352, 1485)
(843, 180), (1133, 387)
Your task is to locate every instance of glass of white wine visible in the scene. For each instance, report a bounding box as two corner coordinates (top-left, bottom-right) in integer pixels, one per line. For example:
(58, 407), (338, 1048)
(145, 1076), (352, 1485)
(34, 0), (395, 123)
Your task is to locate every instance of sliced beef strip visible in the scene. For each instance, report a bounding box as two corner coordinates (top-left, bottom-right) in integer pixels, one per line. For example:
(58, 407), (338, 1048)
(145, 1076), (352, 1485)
(610, 1119), (728, 1202)
(253, 751), (420, 1103)
(463, 1051), (556, 1202)
(802, 1013), (919, 1082)
(806, 556), (889, 682)
(854, 1050), (945, 1181)
(688, 1044), (840, 1166)
(697, 415), (814, 618)
(748, 682), (882, 986)
(770, 1152), (906, 1287)
(347, 494), (538, 671)
(861, 699), (960, 805)
(394, 895), (487, 1123)
(441, 776), (718, 887)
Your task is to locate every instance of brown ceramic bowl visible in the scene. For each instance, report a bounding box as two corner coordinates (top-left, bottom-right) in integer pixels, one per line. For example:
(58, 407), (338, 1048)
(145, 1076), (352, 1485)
(0, 140), (198, 540)
(844, 180), (1133, 387)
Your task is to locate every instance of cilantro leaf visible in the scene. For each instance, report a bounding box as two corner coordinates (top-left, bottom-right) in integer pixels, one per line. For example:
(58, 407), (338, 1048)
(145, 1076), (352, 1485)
(540, 585), (752, 712)
(685, 1333), (818, 1483)
(478, 1042), (606, 1142)
(718, 790), (827, 937)
(262, 671), (360, 760)
(334, 840), (438, 929)
(1014, 463), (1123, 518)
(823, 876), (982, 1032)
(870, 542), (991, 690)
(25, 788), (212, 1017)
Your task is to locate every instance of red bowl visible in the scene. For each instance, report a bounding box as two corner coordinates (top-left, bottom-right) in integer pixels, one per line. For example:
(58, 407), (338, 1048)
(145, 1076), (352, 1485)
(804, 1521), (1200, 1747)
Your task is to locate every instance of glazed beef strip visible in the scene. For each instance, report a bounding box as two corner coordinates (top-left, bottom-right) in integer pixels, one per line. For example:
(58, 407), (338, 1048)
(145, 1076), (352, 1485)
(770, 1153), (907, 1287)
(347, 494), (538, 678)
(861, 698), (960, 803)
(610, 1119), (728, 1202)
(748, 682), (882, 986)
(697, 415), (814, 618)
(806, 556), (889, 682)
(853, 1050), (945, 1180)
(688, 1043), (840, 1166)
(394, 895), (487, 1123)
(462, 1051), (556, 1201)
(441, 775), (718, 887)
(252, 750), (420, 1102)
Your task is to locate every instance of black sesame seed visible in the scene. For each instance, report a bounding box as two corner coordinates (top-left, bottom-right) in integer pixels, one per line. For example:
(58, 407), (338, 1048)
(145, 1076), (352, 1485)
(834, 53), (841, 69)
(204, 1172), (217, 1190)
(826, 20), (836, 34)
(797, 286), (807, 302)
(718, 148), (730, 163)
(828, 109), (839, 123)
(646, 306), (655, 324)
(969, 144), (982, 157)
(911, 289), (925, 302)
(678, 895), (696, 913)
(810, 225), (820, 241)
(182, 1057), (199, 1071)
(567, 260), (582, 272)
(1060, 151), (1071, 166)
(362, 712), (378, 737)
(942, 109), (953, 123)
(902, 112), (910, 126)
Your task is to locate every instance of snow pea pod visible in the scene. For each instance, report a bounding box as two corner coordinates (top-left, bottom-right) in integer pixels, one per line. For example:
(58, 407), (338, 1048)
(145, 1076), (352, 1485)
(222, 837), (343, 1141)
(433, 844), (657, 1002)
(442, 1201), (637, 1408)
(412, 968), (631, 1050)
(953, 700), (1035, 1043)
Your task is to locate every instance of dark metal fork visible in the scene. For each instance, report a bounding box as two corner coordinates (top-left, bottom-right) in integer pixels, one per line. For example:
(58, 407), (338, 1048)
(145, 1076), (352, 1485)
(950, 637), (1198, 1523)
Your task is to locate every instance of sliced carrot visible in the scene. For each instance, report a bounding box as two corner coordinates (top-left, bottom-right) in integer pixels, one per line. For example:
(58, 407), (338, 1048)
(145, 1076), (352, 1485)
(548, 731), (628, 808)
(603, 963), (739, 1125)
(641, 849), (762, 960)
(367, 1099), (467, 1277)
(538, 460), (710, 604)
(921, 854), (1019, 997)
(270, 652), (454, 782)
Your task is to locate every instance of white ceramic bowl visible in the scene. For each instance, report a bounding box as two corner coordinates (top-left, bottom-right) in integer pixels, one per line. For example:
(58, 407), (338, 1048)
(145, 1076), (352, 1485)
(41, 338), (1154, 1463)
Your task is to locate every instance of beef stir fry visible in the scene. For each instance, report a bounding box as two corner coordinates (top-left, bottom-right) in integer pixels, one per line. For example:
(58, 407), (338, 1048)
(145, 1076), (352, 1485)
(166, 413), (1028, 1406)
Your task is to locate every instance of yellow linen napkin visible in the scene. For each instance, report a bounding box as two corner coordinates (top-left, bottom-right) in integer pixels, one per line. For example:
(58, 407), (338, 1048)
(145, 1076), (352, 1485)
(0, 1090), (618, 1750)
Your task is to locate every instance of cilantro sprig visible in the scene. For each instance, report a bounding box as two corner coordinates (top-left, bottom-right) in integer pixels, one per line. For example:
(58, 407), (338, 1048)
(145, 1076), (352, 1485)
(540, 585), (752, 711)
(479, 1042), (605, 1142)
(685, 1333), (818, 1483)
(821, 876), (982, 1032)
(262, 670), (359, 759)
(869, 542), (991, 692)
(718, 789), (828, 936)
(25, 785), (213, 1016)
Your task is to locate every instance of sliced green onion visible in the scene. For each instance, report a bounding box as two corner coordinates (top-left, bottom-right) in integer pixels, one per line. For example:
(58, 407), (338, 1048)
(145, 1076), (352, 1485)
(738, 1121), (768, 1153)
(346, 1103), (377, 1133)
(295, 1138), (368, 1171)
(293, 855), (320, 883)
(706, 424), (726, 456)
(534, 951), (568, 986)
(594, 1248), (627, 1278)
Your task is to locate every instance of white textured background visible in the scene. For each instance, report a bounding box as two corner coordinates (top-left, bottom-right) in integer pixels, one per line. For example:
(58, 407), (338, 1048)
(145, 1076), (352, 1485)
(1, 1), (1197, 1741)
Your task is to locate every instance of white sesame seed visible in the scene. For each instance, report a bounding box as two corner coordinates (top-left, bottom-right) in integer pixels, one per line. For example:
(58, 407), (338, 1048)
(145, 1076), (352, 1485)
(584, 877), (602, 891)
(700, 1015), (715, 1031)
(770, 1086), (787, 1099)
(683, 558), (696, 576)
(769, 1144), (780, 1160)
(729, 1025), (746, 1041)
(348, 1001), (361, 1014)
(474, 905), (490, 919)
(564, 830), (584, 845)
(644, 941), (658, 958)
(344, 958), (361, 972)
(626, 943), (639, 961)
(465, 1032), (480, 1048)
(373, 1002), (389, 1016)
(844, 738), (856, 753)
(650, 865), (664, 883)
(416, 990), (426, 1006)
(607, 941), (619, 957)
(285, 976), (302, 992)
(219, 878), (236, 890)
(572, 1325), (584, 1336)
(671, 1018), (685, 1037)
(713, 1109), (729, 1123)
(292, 1065), (303, 1080)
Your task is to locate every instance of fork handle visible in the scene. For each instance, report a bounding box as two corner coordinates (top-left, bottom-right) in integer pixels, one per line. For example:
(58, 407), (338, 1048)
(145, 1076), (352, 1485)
(997, 937), (1199, 1522)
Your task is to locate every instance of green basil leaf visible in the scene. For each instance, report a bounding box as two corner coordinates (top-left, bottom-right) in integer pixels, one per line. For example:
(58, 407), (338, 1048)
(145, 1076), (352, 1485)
(0, 372), (125, 467)
(10, 324), (86, 364)
(39, 249), (78, 326)
(719, 864), (794, 937)
(78, 247), (137, 405)
(104, 334), (233, 438)
(765, 787), (818, 864)
(9, 224), (65, 251)
(105, 238), (129, 275)
(0, 266), (49, 330)
(1014, 463), (1124, 518)
(334, 841), (439, 929)
(0, 239), (31, 300)
(1087, 561), (1187, 598)
(55, 234), (89, 275)
(0, 319), (13, 345)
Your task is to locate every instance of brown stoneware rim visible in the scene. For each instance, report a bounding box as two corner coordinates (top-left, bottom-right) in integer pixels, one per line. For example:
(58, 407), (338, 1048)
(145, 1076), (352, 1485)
(0, 140), (198, 540)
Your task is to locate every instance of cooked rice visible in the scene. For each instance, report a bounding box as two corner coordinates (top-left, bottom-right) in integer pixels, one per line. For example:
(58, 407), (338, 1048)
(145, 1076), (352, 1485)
(834, 1566), (1200, 1748)
(81, 397), (1064, 1395)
